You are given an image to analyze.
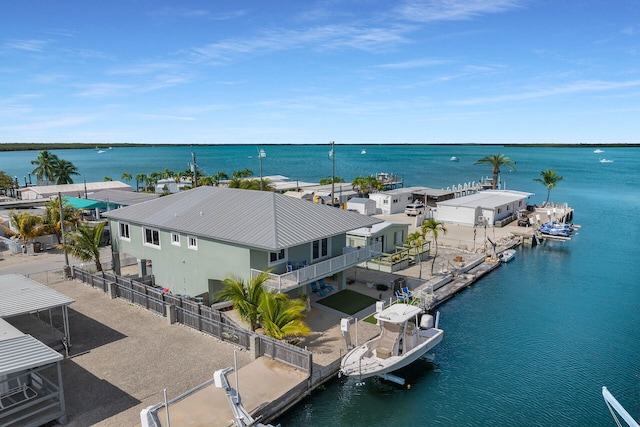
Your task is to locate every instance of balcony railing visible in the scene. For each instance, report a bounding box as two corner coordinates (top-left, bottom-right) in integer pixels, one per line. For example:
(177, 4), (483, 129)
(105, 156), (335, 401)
(252, 242), (382, 293)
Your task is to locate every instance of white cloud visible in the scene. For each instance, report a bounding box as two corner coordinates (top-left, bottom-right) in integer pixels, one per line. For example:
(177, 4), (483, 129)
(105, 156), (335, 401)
(0, 115), (98, 131)
(3, 39), (51, 52)
(396, 0), (524, 22)
(452, 79), (640, 106)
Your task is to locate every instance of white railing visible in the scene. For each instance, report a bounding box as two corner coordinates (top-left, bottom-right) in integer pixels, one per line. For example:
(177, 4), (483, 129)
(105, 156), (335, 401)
(253, 242), (382, 293)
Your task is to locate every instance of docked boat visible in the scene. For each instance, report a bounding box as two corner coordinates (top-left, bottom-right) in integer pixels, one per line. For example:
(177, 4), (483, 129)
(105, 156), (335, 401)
(340, 304), (443, 384)
(449, 156), (459, 162)
(599, 158), (613, 163)
(498, 249), (516, 263)
(539, 225), (572, 238)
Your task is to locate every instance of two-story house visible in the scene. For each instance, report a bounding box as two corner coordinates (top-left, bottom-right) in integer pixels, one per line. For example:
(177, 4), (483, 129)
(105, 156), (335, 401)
(104, 186), (383, 301)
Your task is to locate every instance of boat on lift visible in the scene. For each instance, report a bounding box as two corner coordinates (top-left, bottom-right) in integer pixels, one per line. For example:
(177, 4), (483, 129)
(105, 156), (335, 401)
(340, 304), (443, 385)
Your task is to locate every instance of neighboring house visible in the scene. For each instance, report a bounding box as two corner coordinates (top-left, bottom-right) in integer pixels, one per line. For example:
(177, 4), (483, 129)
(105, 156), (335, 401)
(368, 188), (414, 215)
(369, 186), (456, 215)
(19, 181), (132, 200)
(435, 190), (533, 227)
(346, 222), (409, 254)
(346, 198), (376, 216)
(103, 187), (383, 300)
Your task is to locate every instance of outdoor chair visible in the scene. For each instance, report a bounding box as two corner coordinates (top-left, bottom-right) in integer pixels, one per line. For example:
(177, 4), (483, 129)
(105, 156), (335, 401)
(318, 279), (334, 293)
(287, 261), (293, 272)
(311, 282), (325, 297)
(395, 289), (406, 302)
(402, 286), (413, 298)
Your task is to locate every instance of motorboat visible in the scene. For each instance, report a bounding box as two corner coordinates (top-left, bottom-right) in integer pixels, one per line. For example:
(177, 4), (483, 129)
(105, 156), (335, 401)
(450, 156), (459, 162)
(540, 221), (577, 233)
(593, 149), (604, 153)
(97, 150), (106, 154)
(599, 158), (614, 163)
(361, 149), (367, 155)
(498, 249), (516, 263)
(340, 304), (443, 384)
(539, 225), (572, 238)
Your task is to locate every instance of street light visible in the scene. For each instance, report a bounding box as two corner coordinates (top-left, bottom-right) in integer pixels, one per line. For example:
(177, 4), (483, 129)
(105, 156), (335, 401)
(257, 148), (266, 190)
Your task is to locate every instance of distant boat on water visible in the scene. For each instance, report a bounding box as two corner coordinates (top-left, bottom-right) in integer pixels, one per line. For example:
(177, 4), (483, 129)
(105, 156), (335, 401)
(594, 149), (604, 153)
(599, 158), (614, 163)
(97, 150), (106, 154)
(450, 156), (460, 162)
(361, 149), (367, 155)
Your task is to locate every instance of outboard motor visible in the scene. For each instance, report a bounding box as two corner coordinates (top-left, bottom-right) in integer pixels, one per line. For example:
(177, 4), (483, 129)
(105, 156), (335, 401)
(420, 314), (434, 329)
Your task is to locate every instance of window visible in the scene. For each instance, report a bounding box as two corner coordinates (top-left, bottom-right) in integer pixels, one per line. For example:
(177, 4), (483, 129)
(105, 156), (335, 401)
(269, 249), (286, 264)
(171, 233), (181, 246)
(188, 235), (197, 250)
(312, 238), (329, 260)
(383, 199), (388, 204)
(143, 227), (160, 248)
(118, 222), (130, 240)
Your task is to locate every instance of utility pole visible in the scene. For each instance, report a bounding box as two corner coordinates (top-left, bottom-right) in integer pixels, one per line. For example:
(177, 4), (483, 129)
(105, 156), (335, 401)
(190, 149), (198, 187)
(58, 192), (71, 278)
(330, 141), (335, 206)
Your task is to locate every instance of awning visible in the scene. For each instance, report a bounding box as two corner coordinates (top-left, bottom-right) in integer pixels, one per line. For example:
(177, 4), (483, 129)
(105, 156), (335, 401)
(63, 196), (109, 210)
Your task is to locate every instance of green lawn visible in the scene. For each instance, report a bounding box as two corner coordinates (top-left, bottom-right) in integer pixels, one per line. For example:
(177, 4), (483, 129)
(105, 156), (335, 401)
(316, 289), (378, 315)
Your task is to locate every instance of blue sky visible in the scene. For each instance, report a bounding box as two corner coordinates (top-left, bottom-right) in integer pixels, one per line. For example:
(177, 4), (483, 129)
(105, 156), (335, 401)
(1, 1), (639, 145)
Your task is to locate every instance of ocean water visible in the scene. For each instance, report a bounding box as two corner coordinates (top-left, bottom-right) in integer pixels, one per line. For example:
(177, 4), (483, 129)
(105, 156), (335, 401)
(2, 144), (639, 425)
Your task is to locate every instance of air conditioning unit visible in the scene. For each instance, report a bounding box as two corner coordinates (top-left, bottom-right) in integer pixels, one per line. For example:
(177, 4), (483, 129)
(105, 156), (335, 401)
(477, 216), (485, 223)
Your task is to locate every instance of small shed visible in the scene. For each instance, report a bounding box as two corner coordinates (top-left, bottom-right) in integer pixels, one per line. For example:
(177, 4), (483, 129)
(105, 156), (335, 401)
(346, 198), (377, 216)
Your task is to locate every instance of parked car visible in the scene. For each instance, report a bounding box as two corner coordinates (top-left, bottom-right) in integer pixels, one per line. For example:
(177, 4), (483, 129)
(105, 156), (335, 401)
(404, 203), (425, 216)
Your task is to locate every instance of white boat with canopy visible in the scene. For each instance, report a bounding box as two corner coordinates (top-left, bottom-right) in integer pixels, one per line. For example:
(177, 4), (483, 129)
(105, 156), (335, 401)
(339, 304), (443, 384)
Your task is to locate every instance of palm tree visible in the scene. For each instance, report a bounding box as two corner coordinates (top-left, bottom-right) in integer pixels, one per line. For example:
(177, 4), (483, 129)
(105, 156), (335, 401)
(351, 175), (383, 197)
(121, 172), (132, 183)
(135, 173), (147, 192)
(422, 218), (448, 274)
(57, 222), (106, 273)
(474, 154), (516, 189)
(212, 171), (229, 187)
(533, 169), (563, 207)
(162, 168), (174, 180)
(232, 168), (253, 179)
(31, 150), (59, 184)
(216, 272), (270, 331)
(53, 158), (79, 184)
(406, 230), (426, 279)
(0, 171), (14, 195)
(319, 176), (345, 185)
(104, 176), (112, 181)
(259, 292), (310, 340)
(43, 197), (80, 243)
(2, 211), (44, 249)
(197, 175), (215, 186)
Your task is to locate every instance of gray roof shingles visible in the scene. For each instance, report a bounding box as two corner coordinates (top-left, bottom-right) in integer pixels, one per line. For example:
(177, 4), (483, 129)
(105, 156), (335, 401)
(103, 187), (382, 251)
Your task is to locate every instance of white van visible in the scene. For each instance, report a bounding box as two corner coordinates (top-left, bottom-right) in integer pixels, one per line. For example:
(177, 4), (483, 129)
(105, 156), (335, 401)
(404, 203), (425, 216)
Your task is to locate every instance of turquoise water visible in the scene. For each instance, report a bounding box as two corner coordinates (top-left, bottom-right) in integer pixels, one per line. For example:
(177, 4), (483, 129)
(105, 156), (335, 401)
(2, 144), (639, 425)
